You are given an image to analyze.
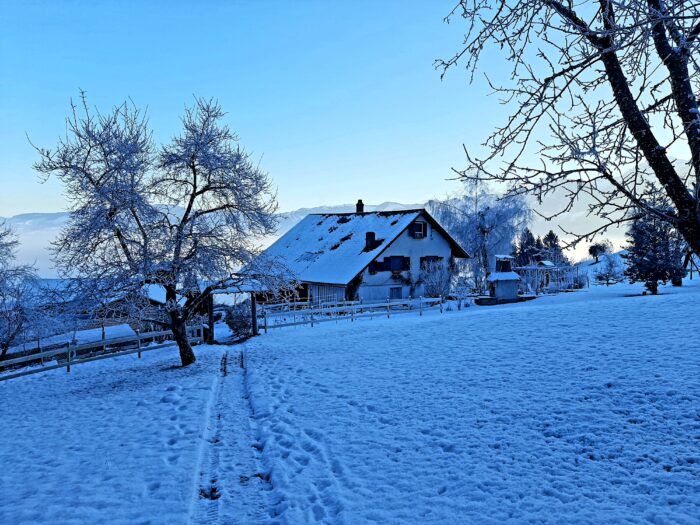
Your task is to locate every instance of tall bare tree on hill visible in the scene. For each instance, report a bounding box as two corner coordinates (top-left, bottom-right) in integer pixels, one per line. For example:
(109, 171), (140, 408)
(438, 0), (700, 255)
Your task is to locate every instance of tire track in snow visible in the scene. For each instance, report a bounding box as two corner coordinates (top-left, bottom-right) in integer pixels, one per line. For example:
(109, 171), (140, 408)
(189, 352), (228, 524)
(192, 349), (275, 524)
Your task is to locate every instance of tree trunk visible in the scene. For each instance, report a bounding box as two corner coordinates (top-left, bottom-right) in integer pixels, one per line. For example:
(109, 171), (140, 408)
(646, 281), (659, 295)
(170, 314), (196, 367)
(595, 30), (700, 256)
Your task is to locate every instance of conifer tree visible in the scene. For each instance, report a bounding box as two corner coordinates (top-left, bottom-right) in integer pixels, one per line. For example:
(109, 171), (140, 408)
(624, 203), (687, 295)
(542, 230), (567, 265)
(515, 228), (537, 267)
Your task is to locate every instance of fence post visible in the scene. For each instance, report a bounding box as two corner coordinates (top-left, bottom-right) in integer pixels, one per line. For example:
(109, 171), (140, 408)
(101, 321), (106, 353)
(386, 298), (390, 318)
(264, 309), (268, 334)
(419, 296), (423, 316)
(251, 294), (259, 336)
(440, 295), (443, 314)
(137, 330), (142, 359)
(351, 303), (354, 322)
(66, 344), (71, 373)
(310, 311), (314, 327)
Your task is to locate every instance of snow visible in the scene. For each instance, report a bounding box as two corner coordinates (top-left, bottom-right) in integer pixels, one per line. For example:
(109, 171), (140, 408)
(2, 280), (699, 523)
(486, 271), (521, 282)
(577, 250), (629, 278)
(7, 323), (137, 355)
(0, 346), (225, 523)
(243, 280), (700, 523)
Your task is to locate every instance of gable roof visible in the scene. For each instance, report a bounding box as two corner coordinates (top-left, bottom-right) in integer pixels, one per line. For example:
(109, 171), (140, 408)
(259, 209), (468, 286)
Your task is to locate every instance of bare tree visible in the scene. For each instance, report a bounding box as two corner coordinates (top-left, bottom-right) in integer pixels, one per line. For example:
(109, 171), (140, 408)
(428, 182), (530, 292)
(438, 1), (700, 254)
(34, 95), (290, 367)
(419, 259), (453, 298)
(0, 223), (38, 358)
(594, 253), (625, 285)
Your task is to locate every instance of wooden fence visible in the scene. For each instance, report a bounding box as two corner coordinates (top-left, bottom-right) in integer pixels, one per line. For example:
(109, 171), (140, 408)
(257, 296), (471, 332)
(0, 327), (204, 382)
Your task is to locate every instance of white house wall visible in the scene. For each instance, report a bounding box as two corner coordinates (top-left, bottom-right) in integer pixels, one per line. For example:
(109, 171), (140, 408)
(357, 213), (454, 302)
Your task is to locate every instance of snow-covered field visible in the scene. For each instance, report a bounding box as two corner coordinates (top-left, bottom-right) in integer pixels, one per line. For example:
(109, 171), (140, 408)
(2, 280), (699, 523)
(244, 281), (700, 523)
(0, 346), (269, 524)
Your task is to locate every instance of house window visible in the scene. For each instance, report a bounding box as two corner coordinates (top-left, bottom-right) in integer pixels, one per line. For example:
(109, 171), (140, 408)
(409, 221), (428, 239)
(420, 256), (443, 270)
(370, 256), (410, 273)
(384, 256), (410, 272)
(368, 260), (383, 274)
(389, 287), (402, 300)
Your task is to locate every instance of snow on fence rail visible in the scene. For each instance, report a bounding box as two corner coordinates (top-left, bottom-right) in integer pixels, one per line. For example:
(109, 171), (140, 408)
(0, 327), (204, 382)
(257, 296), (471, 332)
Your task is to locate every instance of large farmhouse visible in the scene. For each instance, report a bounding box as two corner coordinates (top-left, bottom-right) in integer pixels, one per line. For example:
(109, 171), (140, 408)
(260, 200), (469, 303)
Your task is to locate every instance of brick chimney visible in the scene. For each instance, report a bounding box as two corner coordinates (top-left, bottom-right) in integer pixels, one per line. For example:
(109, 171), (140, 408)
(356, 199), (364, 213)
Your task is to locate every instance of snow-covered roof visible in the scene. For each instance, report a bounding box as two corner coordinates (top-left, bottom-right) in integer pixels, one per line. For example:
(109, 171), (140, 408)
(258, 209), (468, 285)
(212, 280), (269, 294)
(539, 260), (556, 268)
(495, 254), (514, 260)
(487, 271), (521, 282)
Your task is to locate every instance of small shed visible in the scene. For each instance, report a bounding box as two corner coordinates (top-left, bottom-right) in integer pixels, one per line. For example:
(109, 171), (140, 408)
(486, 256), (521, 300)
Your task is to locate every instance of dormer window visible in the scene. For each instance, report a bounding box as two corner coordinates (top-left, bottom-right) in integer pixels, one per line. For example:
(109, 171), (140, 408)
(409, 221), (427, 239)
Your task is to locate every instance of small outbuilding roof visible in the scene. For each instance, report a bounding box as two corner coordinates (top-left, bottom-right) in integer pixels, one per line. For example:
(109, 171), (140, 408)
(487, 271), (521, 282)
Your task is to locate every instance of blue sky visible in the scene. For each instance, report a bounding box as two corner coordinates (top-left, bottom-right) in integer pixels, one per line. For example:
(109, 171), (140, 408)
(0, 0), (509, 216)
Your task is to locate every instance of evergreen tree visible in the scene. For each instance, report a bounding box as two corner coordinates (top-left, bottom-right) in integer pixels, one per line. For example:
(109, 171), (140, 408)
(624, 206), (687, 295)
(534, 236), (545, 262)
(515, 228), (537, 267)
(542, 230), (568, 264)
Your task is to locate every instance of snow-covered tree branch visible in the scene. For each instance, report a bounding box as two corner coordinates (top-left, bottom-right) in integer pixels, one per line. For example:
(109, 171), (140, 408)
(439, 0), (700, 254)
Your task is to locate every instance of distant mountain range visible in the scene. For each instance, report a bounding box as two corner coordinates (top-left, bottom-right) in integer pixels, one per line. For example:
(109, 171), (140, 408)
(1, 202), (424, 277)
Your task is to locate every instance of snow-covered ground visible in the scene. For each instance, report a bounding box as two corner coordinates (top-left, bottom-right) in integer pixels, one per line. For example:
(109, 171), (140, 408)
(244, 280), (700, 523)
(1, 280), (699, 523)
(0, 345), (269, 524)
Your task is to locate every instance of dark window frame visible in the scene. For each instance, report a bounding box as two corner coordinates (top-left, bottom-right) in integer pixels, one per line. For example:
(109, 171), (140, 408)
(410, 221), (428, 239)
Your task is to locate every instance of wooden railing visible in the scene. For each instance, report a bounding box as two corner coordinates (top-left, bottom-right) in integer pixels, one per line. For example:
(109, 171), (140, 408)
(0, 327), (204, 382)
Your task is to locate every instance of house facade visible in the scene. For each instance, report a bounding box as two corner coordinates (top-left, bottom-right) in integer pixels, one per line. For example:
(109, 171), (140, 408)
(258, 201), (469, 304)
